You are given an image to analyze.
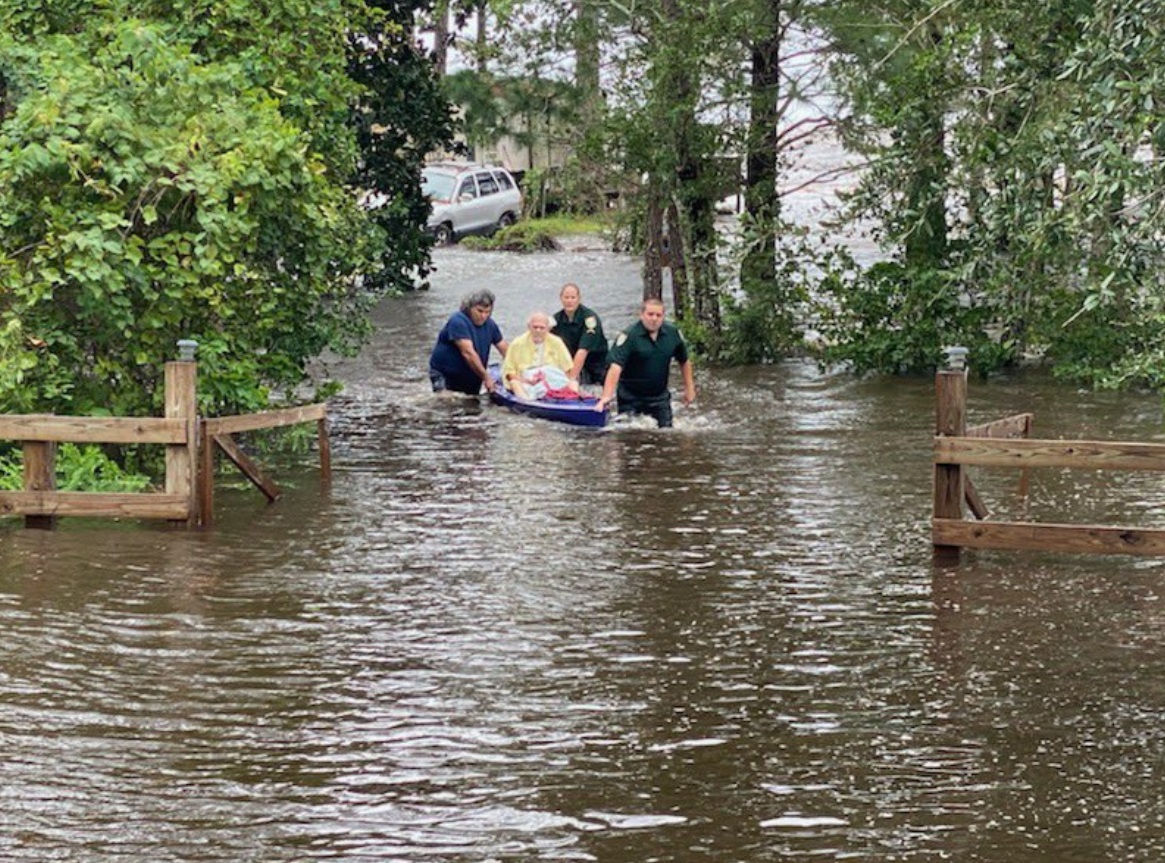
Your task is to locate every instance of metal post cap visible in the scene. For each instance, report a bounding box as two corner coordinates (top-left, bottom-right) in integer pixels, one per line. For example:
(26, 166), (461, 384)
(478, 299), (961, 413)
(176, 339), (199, 362)
(943, 345), (968, 371)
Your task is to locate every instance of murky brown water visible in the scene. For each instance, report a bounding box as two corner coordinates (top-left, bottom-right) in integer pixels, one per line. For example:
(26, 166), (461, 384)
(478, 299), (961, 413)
(4, 243), (1165, 862)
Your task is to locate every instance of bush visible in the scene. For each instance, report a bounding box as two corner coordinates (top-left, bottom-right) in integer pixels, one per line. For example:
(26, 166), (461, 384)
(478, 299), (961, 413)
(0, 444), (152, 492)
(462, 222), (564, 253)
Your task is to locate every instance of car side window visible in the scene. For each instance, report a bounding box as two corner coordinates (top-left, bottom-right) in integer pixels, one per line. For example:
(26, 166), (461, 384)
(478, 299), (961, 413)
(476, 172), (498, 196)
(494, 171), (514, 191)
(458, 177), (478, 200)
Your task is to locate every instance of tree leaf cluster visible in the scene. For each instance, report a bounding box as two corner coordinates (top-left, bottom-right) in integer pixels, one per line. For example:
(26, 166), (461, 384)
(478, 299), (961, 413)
(0, 0), (452, 423)
(812, 0), (1165, 386)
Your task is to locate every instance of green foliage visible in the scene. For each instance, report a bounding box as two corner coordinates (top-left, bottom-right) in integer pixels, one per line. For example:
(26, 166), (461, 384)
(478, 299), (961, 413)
(0, 444), (151, 492)
(1032, 286), (1165, 391)
(814, 261), (1014, 376)
(721, 222), (822, 364)
(523, 160), (620, 216)
(443, 68), (576, 169)
(796, 0), (1165, 388)
(0, 449), (20, 490)
(350, 2), (454, 294)
(461, 221), (562, 252)
(0, 1), (451, 418)
(526, 213), (609, 236)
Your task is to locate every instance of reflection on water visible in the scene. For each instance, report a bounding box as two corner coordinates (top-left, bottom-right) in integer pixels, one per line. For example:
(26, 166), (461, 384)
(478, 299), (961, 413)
(4, 245), (1165, 862)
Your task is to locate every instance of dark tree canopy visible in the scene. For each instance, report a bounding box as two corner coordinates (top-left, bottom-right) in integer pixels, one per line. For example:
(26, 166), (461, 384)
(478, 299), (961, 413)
(0, 0), (452, 417)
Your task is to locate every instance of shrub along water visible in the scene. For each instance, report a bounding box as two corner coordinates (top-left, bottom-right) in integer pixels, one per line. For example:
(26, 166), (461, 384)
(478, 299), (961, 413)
(0, 444), (151, 493)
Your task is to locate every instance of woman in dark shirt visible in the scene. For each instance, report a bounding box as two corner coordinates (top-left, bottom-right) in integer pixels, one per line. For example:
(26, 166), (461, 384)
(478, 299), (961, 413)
(428, 290), (508, 394)
(551, 283), (609, 386)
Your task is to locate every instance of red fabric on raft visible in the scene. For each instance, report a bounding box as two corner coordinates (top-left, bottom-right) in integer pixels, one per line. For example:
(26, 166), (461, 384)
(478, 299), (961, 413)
(542, 385), (585, 401)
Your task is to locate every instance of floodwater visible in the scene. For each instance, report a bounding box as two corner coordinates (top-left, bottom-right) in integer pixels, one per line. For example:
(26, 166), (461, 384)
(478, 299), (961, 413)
(5, 241), (1165, 863)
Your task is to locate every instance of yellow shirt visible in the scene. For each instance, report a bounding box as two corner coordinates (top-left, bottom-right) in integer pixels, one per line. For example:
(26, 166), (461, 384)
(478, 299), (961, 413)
(502, 331), (573, 389)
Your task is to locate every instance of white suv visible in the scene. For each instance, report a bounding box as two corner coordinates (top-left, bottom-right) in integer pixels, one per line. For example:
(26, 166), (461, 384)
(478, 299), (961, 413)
(421, 163), (523, 245)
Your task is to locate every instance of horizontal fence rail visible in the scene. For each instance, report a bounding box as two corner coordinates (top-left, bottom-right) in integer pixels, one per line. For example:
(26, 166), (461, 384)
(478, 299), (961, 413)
(932, 518), (1165, 557)
(0, 415), (187, 445)
(966, 413), (1033, 439)
(935, 437), (1165, 472)
(0, 492), (189, 520)
(203, 404), (327, 437)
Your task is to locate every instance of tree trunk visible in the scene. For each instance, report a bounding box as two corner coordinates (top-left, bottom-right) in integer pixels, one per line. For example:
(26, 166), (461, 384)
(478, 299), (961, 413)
(742, 0), (781, 294)
(657, 0), (719, 333)
(644, 194), (665, 301)
(476, 0), (488, 74)
(666, 201), (689, 314)
(433, 0), (449, 77)
(575, 0), (601, 116)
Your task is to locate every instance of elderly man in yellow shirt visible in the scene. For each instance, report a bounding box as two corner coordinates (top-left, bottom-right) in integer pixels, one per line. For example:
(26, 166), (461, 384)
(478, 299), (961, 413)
(502, 311), (578, 400)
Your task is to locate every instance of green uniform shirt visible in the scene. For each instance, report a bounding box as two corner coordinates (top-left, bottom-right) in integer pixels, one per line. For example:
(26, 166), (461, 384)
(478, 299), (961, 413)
(552, 304), (609, 380)
(608, 320), (688, 398)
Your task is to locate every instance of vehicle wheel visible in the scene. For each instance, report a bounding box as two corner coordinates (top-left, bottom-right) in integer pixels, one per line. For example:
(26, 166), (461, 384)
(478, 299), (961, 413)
(434, 223), (454, 246)
(497, 212), (517, 230)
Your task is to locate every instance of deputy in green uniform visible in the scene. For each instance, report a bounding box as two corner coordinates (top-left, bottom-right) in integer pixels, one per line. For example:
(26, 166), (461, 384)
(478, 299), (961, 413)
(596, 297), (696, 428)
(551, 282), (609, 386)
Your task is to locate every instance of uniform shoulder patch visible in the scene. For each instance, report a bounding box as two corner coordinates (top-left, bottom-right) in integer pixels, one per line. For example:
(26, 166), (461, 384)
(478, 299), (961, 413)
(615, 332), (628, 347)
(584, 316), (597, 331)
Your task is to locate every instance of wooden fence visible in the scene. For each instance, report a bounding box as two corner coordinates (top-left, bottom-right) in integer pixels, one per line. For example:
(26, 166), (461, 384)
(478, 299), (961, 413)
(200, 403), (330, 526)
(932, 354), (1165, 557)
(0, 348), (329, 529)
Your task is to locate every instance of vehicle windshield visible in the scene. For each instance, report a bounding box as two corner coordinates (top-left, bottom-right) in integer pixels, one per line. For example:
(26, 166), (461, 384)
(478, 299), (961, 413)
(421, 170), (457, 201)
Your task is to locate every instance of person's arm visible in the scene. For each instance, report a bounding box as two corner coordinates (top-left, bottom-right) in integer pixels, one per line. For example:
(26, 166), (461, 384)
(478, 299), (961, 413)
(574, 316), (605, 379)
(679, 359), (696, 406)
(496, 338), (509, 358)
(568, 348), (589, 381)
(455, 338), (494, 392)
(501, 341), (521, 391)
(596, 362), (623, 410)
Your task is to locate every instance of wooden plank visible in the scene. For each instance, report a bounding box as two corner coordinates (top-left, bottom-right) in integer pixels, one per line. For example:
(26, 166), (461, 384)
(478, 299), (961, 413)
(934, 437), (1165, 471)
(967, 413), (1034, 439)
(23, 441), (57, 530)
(933, 370), (967, 528)
(213, 434), (282, 502)
(0, 492), (188, 519)
(1018, 415), (1033, 497)
(203, 404), (327, 437)
(198, 419), (216, 526)
(933, 518), (1165, 556)
(0, 415), (186, 444)
(164, 361), (198, 526)
(964, 474), (989, 520)
(317, 417), (331, 483)
(933, 369), (967, 560)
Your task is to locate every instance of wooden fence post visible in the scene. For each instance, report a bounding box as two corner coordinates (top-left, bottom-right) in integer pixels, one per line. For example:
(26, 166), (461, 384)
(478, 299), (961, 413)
(318, 417), (332, 485)
(933, 347), (968, 559)
(23, 441), (57, 530)
(199, 418), (215, 527)
(165, 340), (199, 527)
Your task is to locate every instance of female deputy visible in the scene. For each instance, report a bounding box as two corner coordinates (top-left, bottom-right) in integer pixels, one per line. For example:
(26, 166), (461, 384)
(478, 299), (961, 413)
(551, 282), (609, 386)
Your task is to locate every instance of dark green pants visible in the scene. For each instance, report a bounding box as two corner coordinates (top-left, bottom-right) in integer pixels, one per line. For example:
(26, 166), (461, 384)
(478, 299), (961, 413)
(617, 390), (673, 427)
